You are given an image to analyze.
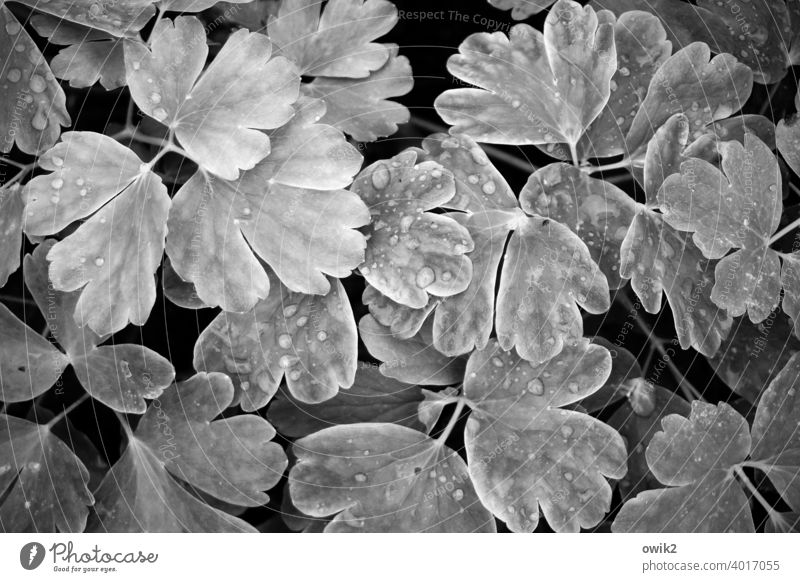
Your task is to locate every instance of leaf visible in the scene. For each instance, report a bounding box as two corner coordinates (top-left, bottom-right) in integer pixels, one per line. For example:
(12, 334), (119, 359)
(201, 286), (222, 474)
(612, 401), (755, 532)
(781, 252), (800, 337)
(777, 113), (800, 180)
(642, 113), (690, 206)
(487, 0), (556, 20)
(463, 339), (627, 532)
(24, 132), (170, 336)
(289, 423), (496, 532)
(91, 374), (283, 532)
(496, 216), (610, 365)
(659, 134), (783, 322)
(23, 242), (175, 413)
(624, 43), (753, 165)
(166, 170), (368, 312)
(0, 185), (24, 286)
(161, 258), (209, 310)
(432, 211), (515, 356)
(707, 313), (800, 403)
(134, 373), (287, 507)
(267, 0), (397, 77)
(435, 0), (616, 149)
(607, 383), (690, 500)
(750, 352), (800, 512)
(51, 40), (126, 90)
(15, 0), (155, 36)
(416, 133), (519, 213)
(359, 315), (467, 386)
(160, 0), (252, 11)
(579, 337), (643, 413)
(520, 163), (637, 289)
(29, 13), (111, 44)
(362, 285), (437, 340)
(593, 0), (790, 84)
(0, 304), (69, 403)
(0, 5), (70, 155)
(0, 414), (94, 532)
(619, 209), (732, 356)
(304, 45), (413, 141)
(124, 16), (300, 179)
(195, 273), (357, 408)
(267, 363), (431, 437)
(351, 150), (474, 309)
(578, 10), (672, 160)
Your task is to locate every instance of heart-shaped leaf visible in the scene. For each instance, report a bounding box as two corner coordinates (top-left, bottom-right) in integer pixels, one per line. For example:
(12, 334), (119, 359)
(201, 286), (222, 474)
(463, 339), (627, 532)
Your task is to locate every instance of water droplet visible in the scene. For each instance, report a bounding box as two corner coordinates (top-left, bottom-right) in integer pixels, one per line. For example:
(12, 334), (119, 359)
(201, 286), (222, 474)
(5, 21), (21, 35)
(399, 215), (414, 233)
(79, 189), (87, 197)
(452, 489), (464, 501)
(527, 378), (545, 395)
(283, 304), (298, 317)
(51, 177), (63, 189)
(94, 257), (104, 267)
(567, 381), (578, 393)
(467, 174), (479, 184)
(563, 471), (574, 482)
(371, 163), (391, 189)
(560, 425), (573, 439)
(482, 180), (496, 195)
(278, 334), (292, 349)
(132, 61), (141, 71)
(415, 266), (435, 288)
(31, 104), (47, 131)
(120, 360), (132, 379)
(50, 195), (59, 204)
(29, 74), (46, 93)
(152, 107), (168, 121)
(150, 92), (162, 104)
(296, 316), (308, 327)
(491, 357), (504, 368)
(288, 369), (302, 381)
(51, 156), (63, 167)
(618, 66), (630, 77)
(441, 271), (453, 282)
(6, 68), (20, 83)
(354, 472), (367, 483)
(279, 354), (299, 368)
(316, 331), (328, 342)
(75, 178), (85, 186)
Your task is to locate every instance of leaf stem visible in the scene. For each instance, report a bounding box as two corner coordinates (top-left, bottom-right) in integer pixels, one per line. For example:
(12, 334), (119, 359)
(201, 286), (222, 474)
(0, 156), (28, 170)
(769, 216), (800, 246)
(45, 393), (90, 430)
(733, 465), (778, 519)
(435, 398), (466, 446)
(583, 157), (633, 174)
(568, 141), (580, 168)
(618, 293), (704, 402)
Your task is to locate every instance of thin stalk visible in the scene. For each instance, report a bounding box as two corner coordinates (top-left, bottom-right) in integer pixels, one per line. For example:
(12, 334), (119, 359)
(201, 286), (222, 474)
(0, 156), (28, 170)
(436, 398), (466, 446)
(734, 465), (778, 518)
(618, 293), (704, 402)
(45, 394), (90, 430)
(769, 216), (800, 245)
(569, 141), (580, 168)
(584, 157), (633, 174)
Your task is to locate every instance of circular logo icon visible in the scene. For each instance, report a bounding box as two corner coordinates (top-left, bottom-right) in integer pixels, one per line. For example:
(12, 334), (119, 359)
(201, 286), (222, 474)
(20, 542), (46, 570)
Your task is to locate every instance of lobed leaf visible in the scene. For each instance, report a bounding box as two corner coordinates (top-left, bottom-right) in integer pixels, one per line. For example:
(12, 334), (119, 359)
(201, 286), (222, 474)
(579, 338), (643, 413)
(659, 134), (783, 322)
(488, 0), (557, 20)
(359, 315), (467, 386)
(0, 6), (70, 155)
(51, 40), (126, 90)
(290, 423), (496, 532)
(304, 45), (413, 141)
(521, 163), (637, 289)
(194, 273), (358, 408)
(463, 339), (627, 532)
(436, 0), (616, 149)
(124, 16), (300, 179)
(0, 414), (93, 532)
(351, 150), (474, 309)
(619, 209), (732, 356)
(496, 216), (610, 365)
(268, 0), (397, 78)
(15, 0), (155, 37)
